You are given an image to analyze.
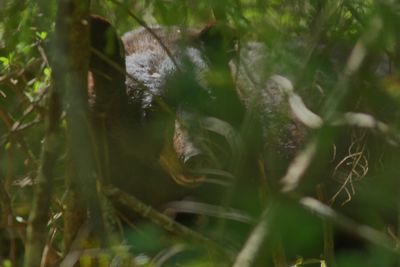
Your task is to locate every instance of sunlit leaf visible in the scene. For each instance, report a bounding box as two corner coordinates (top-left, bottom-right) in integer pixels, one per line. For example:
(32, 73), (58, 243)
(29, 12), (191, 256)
(35, 31), (47, 40)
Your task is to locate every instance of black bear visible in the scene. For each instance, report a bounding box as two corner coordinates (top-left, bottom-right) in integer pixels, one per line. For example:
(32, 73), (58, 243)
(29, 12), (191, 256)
(88, 15), (245, 213)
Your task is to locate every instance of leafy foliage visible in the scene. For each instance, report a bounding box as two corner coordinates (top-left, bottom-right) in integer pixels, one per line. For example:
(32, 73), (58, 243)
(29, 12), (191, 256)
(1, 1), (400, 266)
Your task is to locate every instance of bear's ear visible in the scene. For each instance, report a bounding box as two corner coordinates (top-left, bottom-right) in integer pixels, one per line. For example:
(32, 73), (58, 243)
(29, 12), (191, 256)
(192, 21), (238, 67)
(89, 15), (125, 71)
(88, 15), (127, 115)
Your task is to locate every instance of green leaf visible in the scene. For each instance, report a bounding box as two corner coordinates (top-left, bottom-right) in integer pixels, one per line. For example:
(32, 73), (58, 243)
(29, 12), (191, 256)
(36, 31), (47, 40)
(33, 80), (41, 92)
(44, 67), (51, 80)
(0, 56), (10, 68)
(2, 259), (12, 267)
(5, 142), (12, 150)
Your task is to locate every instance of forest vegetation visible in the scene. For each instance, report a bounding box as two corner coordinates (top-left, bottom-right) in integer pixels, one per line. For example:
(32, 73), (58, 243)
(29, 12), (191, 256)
(1, 0), (400, 266)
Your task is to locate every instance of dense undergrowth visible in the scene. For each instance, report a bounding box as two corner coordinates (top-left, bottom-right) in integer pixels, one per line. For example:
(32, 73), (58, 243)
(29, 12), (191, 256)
(1, 1), (400, 266)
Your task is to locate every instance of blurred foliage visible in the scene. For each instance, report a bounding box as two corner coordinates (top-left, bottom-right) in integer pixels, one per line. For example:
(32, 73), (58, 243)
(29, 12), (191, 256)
(1, 0), (400, 266)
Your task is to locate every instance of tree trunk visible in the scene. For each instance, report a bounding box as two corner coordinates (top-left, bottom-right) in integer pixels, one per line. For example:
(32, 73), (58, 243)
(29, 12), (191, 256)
(23, 53), (62, 267)
(51, 0), (108, 254)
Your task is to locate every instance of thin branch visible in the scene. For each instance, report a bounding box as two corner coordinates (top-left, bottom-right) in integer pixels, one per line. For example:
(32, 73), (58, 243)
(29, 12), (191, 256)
(110, 0), (181, 72)
(232, 205), (273, 267)
(91, 48), (174, 116)
(300, 196), (398, 253)
(102, 185), (235, 259)
(0, 179), (17, 267)
(23, 67), (61, 267)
